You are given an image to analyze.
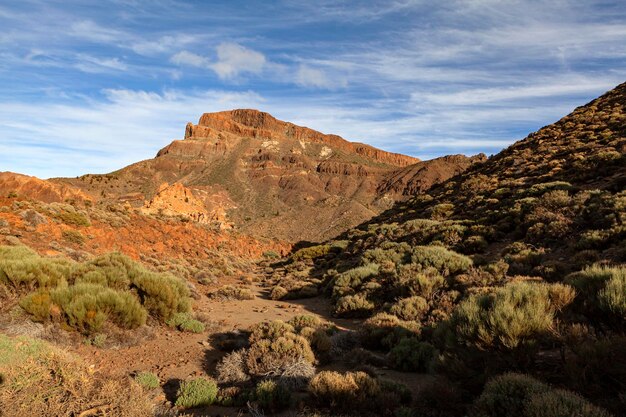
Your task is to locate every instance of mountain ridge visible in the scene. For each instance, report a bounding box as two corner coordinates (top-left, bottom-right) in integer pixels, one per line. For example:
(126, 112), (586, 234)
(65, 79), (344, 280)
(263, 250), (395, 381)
(44, 109), (479, 242)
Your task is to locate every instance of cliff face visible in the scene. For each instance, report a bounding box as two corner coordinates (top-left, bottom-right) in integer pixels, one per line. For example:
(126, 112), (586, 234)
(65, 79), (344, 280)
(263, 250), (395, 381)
(53, 110), (478, 242)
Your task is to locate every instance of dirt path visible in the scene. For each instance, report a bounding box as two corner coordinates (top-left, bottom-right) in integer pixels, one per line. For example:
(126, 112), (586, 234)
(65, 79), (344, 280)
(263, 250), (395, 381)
(72, 281), (360, 384)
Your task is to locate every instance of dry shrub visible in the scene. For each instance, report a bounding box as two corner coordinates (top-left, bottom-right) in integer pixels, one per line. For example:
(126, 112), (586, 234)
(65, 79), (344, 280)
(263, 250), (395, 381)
(216, 349), (250, 383)
(309, 371), (409, 415)
(249, 320), (295, 343)
(0, 334), (152, 417)
(291, 244), (332, 261)
(278, 357), (316, 390)
(208, 284), (255, 301)
(524, 389), (613, 417)
(288, 314), (322, 331)
(62, 229), (85, 245)
(308, 371), (380, 410)
(246, 333), (315, 376)
(270, 285), (288, 300)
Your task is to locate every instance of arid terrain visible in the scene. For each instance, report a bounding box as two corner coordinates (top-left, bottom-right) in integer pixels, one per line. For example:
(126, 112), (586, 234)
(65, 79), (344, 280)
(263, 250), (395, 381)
(0, 83), (625, 417)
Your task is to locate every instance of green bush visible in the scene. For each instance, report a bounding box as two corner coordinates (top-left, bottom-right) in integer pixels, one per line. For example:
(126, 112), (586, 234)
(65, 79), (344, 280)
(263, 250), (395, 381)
(389, 338), (436, 372)
(291, 244), (331, 261)
(55, 210), (91, 227)
(135, 371), (160, 389)
(333, 264), (380, 296)
(452, 281), (575, 350)
(390, 296), (429, 321)
(472, 373), (549, 417)
(394, 265), (446, 299)
(175, 377), (218, 408)
(262, 250), (280, 259)
(19, 290), (53, 322)
(74, 252), (191, 320)
(524, 389), (613, 417)
(166, 312), (205, 333)
(411, 246), (473, 275)
(360, 313), (421, 350)
(62, 229), (85, 245)
(473, 373), (612, 417)
(334, 293), (375, 317)
(254, 379), (292, 411)
(567, 265), (626, 326)
(50, 284), (147, 333)
(131, 270), (190, 320)
(0, 246), (72, 291)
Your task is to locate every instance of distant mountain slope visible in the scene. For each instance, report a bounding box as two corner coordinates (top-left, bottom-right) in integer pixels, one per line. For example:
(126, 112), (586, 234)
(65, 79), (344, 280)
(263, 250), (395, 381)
(53, 110), (478, 242)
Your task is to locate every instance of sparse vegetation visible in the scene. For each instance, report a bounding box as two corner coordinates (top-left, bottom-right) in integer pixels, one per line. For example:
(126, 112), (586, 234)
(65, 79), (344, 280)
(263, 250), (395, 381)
(166, 312), (205, 333)
(1, 247), (192, 334)
(175, 377), (218, 408)
(134, 371), (160, 389)
(472, 373), (612, 417)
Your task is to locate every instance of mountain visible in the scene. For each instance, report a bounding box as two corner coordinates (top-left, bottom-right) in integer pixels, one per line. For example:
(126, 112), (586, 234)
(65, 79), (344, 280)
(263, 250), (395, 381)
(52, 109), (479, 242)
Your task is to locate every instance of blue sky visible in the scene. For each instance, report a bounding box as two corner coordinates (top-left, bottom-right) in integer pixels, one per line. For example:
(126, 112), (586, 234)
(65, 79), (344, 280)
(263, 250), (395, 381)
(1, 0), (625, 178)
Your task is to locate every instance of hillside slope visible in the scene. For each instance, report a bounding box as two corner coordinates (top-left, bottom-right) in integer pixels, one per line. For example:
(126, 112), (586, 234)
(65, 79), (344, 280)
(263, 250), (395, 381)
(267, 82), (626, 413)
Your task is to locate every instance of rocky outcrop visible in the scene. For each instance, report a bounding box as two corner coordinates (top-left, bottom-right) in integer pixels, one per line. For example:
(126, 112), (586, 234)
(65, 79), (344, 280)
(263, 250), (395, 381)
(142, 182), (232, 229)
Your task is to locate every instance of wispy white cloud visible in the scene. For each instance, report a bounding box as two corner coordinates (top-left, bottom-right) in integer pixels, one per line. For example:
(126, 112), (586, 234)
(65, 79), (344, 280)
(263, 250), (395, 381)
(169, 43), (268, 79)
(131, 34), (197, 56)
(74, 54), (128, 73)
(170, 50), (209, 68)
(0, 89), (265, 178)
(295, 64), (345, 89)
(70, 20), (124, 43)
(211, 42), (266, 79)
